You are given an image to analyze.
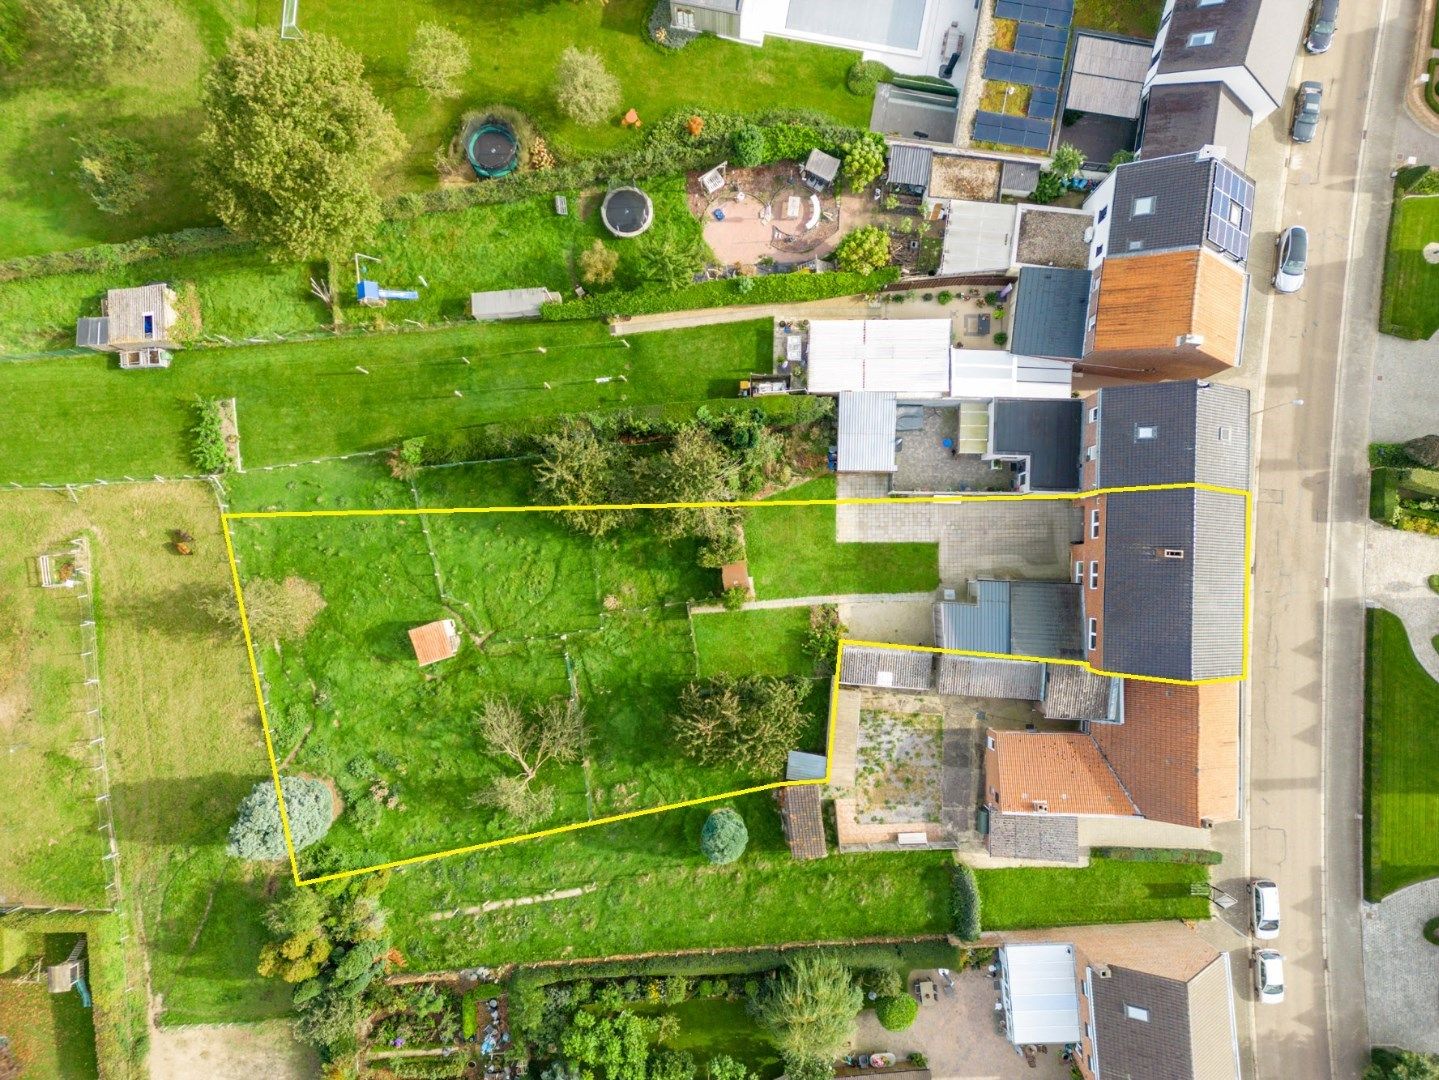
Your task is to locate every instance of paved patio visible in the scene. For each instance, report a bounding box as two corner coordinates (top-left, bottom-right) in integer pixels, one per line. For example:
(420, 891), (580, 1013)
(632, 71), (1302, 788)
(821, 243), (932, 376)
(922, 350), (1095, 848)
(1363, 878), (1439, 1053)
(852, 969), (1070, 1079)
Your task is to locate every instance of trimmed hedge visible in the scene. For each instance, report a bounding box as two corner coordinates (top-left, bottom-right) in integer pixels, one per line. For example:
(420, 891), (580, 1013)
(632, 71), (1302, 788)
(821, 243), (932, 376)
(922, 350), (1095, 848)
(874, 994), (918, 1031)
(1088, 847), (1223, 865)
(1371, 469), (1401, 524)
(1425, 916), (1439, 946)
(950, 863), (982, 941)
(1426, 61), (1439, 117)
(542, 267), (900, 321)
(0, 227), (245, 285)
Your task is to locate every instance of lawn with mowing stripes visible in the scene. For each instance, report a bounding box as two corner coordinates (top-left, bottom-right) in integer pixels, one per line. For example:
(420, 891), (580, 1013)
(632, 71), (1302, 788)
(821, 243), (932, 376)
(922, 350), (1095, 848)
(745, 476), (940, 598)
(1379, 192), (1439, 340)
(976, 857), (1211, 929)
(0, 320), (769, 485)
(1364, 607), (1439, 900)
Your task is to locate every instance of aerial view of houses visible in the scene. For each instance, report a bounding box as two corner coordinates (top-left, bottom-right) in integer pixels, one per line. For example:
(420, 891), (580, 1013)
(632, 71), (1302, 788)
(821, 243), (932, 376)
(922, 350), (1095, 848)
(0, 1), (1437, 1080)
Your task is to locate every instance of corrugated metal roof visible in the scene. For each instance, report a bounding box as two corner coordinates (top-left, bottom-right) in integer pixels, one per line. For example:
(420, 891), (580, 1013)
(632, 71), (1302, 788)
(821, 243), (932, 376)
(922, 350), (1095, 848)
(75, 316), (109, 349)
(837, 392), (899, 472)
(1010, 267), (1092, 360)
(887, 144), (933, 189)
(803, 148), (841, 182)
(839, 645), (935, 690)
(786, 750), (828, 780)
(935, 580), (1011, 653)
(470, 287), (556, 320)
(1067, 33), (1149, 119)
(806, 320), (952, 394)
(1010, 581), (1083, 659)
(1000, 943), (1084, 1046)
(940, 200), (1018, 274)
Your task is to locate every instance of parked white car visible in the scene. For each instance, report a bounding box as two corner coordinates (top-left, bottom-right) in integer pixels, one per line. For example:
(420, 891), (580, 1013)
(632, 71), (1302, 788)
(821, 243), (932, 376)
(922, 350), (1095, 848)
(1254, 949), (1286, 1005)
(1274, 226), (1309, 294)
(1249, 879), (1281, 940)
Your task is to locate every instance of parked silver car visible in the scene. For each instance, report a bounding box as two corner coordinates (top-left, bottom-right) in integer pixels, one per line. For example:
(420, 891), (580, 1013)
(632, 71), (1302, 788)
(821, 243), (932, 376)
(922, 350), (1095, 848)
(1274, 226), (1309, 294)
(1249, 879), (1281, 939)
(1254, 949), (1286, 1005)
(1292, 81), (1323, 143)
(1306, 0), (1339, 53)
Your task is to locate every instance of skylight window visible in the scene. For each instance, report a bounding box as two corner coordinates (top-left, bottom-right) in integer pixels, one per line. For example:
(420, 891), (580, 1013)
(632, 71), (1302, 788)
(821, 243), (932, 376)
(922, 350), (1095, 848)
(1126, 1005), (1151, 1022)
(1132, 196), (1156, 216)
(1187, 30), (1216, 46)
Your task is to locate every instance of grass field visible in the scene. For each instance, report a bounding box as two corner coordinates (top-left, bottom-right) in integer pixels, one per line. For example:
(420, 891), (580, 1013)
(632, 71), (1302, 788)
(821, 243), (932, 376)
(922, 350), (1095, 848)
(975, 857), (1211, 928)
(1379, 193), (1439, 340)
(0, 934), (99, 1080)
(1364, 607), (1439, 900)
(0, 319), (769, 485)
(0, 1), (863, 259)
(746, 477), (940, 598)
(0, 503), (108, 906)
(692, 608), (818, 678)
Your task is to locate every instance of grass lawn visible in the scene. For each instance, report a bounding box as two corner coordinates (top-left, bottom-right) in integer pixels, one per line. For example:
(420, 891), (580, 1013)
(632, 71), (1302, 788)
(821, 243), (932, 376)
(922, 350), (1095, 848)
(0, 319), (770, 485)
(745, 477), (940, 598)
(1074, 0), (1164, 38)
(0, 1), (863, 259)
(630, 998), (783, 1078)
(1379, 193), (1439, 340)
(1364, 608), (1439, 900)
(302, 0), (869, 190)
(691, 607), (818, 679)
(976, 857), (1210, 929)
(0, 938), (99, 1080)
(0, 502), (108, 906)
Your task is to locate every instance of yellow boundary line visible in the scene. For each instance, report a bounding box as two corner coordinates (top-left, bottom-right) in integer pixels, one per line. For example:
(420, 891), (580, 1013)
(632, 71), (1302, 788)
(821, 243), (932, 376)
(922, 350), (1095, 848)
(220, 482), (1252, 886)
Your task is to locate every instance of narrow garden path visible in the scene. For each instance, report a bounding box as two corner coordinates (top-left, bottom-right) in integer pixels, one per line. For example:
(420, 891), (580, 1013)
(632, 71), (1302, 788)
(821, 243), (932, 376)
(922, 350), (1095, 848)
(689, 590), (935, 615)
(1364, 523), (1439, 681)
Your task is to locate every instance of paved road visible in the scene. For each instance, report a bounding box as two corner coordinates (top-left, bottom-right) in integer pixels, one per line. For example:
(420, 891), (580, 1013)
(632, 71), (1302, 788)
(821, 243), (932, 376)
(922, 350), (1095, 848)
(1238, 1), (1436, 1077)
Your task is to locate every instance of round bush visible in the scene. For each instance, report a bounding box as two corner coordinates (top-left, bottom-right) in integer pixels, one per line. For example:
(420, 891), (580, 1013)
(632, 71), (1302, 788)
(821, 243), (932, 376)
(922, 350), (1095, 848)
(874, 994), (918, 1031)
(227, 776), (334, 860)
(846, 60), (891, 96)
(700, 807), (749, 864)
(1424, 916), (1439, 946)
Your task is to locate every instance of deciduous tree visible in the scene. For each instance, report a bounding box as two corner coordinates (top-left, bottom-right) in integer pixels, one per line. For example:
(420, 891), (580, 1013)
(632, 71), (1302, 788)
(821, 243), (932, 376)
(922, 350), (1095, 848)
(23, 0), (155, 72)
(474, 697), (582, 826)
(841, 132), (887, 193)
(535, 422), (633, 536)
(672, 675), (808, 772)
(553, 46), (621, 125)
(834, 226), (892, 275)
(580, 239), (620, 287)
(1050, 142), (1084, 181)
(198, 29), (404, 259)
(407, 22), (468, 99)
(72, 132), (154, 214)
(204, 576), (326, 644)
(753, 954), (862, 1066)
(560, 1010), (655, 1080)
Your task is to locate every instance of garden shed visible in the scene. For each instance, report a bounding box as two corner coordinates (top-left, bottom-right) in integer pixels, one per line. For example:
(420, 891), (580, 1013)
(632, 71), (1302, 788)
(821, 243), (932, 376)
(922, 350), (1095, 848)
(801, 149), (841, 191)
(777, 751), (828, 860)
(720, 561), (753, 596)
(75, 282), (181, 370)
(469, 288), (559, 321)
(886, 144), (933, 194)
(409, 619), (460, 666)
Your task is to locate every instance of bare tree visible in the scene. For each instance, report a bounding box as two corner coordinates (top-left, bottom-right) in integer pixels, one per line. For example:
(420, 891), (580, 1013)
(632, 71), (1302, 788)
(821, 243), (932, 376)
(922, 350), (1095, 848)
(475, 696), (582, 783)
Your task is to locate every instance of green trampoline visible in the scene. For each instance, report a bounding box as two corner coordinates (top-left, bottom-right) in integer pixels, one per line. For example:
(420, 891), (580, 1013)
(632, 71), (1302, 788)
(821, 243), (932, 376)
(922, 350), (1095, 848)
(466, 122), (519, 179)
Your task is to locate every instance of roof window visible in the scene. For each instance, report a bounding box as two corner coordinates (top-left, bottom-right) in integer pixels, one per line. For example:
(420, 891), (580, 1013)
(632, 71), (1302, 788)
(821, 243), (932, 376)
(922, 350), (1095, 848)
(1187, 30), (1216, 46)
(1132, 196), (1156, 216)
(1135, 424), (1158, 440)
(1125, 1005), (1151, 1022)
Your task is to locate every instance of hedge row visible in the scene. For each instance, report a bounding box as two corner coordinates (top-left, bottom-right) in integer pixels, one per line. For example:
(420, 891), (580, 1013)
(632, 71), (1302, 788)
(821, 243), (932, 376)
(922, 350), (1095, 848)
(0, 227), (246, 284)
(1088, 847), (1223, 865)
(542, 267), (901, 321)
(950, 863), (982, 941)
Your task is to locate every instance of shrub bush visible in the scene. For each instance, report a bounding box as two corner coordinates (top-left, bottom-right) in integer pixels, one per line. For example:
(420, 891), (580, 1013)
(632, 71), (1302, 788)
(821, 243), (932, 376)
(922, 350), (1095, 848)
(874, 994), (918, 1031)
(1370, 442), (1416, 468)
(1088, 846), (1223, 865)
(190, 397), (230, 474)
(1425, 916), (1439, 946)
(700, 808), (750, 864)
(1030, 170), (1064, 205)
(950, 863), (981, 941)
(854, 967), (902, 999)
(553, 46), (621, 125)
(73, 132), (156, 215)
(846, 60), (892, 95)
(992, 331), (1008, 347)
(834, 226), (892, 275)
(227, 776), (335, 861)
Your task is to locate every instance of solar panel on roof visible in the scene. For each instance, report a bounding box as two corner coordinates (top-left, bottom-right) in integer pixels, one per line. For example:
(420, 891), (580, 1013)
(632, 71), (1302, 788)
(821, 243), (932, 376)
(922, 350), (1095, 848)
(983, 49), (1064, 89)
(1015, 25), (1068, 59)
(1205, 159), (1255, 262)
(995, 0), (1074, 27)
(1027, 88), (1058, 120)
(973, 110), (1053, 151)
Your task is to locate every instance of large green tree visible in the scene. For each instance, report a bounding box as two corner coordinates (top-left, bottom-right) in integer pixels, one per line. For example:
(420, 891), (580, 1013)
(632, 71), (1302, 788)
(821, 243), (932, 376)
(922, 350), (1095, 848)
(23, 0), (154, 72)
(560, 1010), (655, 1080)
(553, 46), (621, 125)
(534, 422), (634, 536)
(227, 775), (334, 861)
(834, 226), (892, 275)
(672, 675), (809, 772)
(198, 29), (403, 259)
(407, 22), (468, 99)
(1367, 1050), (1439, 1080)
(753, 954), (862, 1069)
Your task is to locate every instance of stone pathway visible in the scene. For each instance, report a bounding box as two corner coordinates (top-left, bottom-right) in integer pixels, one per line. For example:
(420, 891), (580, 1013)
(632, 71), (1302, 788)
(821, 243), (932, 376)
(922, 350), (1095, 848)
(689, 590), (934, 615)
(1363, 878), (1439, 1052)
(1364, 523), (1439, 681)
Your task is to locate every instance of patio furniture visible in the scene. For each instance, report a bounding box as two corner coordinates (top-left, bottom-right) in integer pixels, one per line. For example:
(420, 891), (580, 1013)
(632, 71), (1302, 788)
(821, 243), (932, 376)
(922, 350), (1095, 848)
(786, 195), (802, 219)
(964, 313), (992, 336)
(869, 1054), (896, 1068)
(913, 979), (938, 1005)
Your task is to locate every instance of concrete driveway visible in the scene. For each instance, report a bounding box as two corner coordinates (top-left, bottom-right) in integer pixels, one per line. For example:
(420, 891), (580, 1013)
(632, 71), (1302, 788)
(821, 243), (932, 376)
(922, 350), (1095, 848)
(851, 970), (1070, 1080)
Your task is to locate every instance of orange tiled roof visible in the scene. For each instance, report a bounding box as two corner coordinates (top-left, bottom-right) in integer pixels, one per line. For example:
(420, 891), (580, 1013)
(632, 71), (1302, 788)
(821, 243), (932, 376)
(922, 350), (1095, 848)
(988, 729), (1136, 816)
(408, 619), (458, 666)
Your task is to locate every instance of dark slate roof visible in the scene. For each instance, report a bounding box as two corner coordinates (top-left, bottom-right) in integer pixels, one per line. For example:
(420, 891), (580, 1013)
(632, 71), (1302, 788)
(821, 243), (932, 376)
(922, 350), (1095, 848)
(1001, 160), (1042, 194)
(887, 144), (933, 189)
(987, 812), (1080, 861)
(1011, 267), (1092, 360)
(1156, 0), (1263, 78)
(839, 646), (935, 690)
(1094, 381), (1251, 489)
(1101, 489), (1246, 681)
(1141, 84), (1252, 169)
(991, 399), (1083, 492)
(1107, 155), (1214, 256)
(1010, 581), (1084, 660)
(1088, 962), (1237, 1080)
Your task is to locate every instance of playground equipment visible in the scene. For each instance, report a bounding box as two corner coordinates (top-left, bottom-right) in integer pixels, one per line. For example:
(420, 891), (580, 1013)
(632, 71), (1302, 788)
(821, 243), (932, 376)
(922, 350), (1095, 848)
(464, 121), (519, 179)
(601, 186), (654, 238)
(356, 280), (420, 307)
(46, 938), (92, 1009)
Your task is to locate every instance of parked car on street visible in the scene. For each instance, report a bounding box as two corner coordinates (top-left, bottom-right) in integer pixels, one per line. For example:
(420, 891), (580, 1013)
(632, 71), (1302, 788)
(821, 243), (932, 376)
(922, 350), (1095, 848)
(1274, 226), (1309, 294)
(1291, 81), (1323, 142)
(1306, 0), (1339, 53)
(1249, 879), (1281, 939)
(1253, 949), (1286, 1005)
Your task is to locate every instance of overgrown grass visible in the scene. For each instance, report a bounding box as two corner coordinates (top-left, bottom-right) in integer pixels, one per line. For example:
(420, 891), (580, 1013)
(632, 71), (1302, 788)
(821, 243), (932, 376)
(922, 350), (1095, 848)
(0, 933), (100, 1079)
(1364, 608), (1439, 900)
(1074, 0), (1165, 37)
(1379, 192), (1439, 340)
(976, 857), (1210, 929)
(0, 319), (770, 485)
(745, 476), (939, 598)
(0, 501), (108, 906)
